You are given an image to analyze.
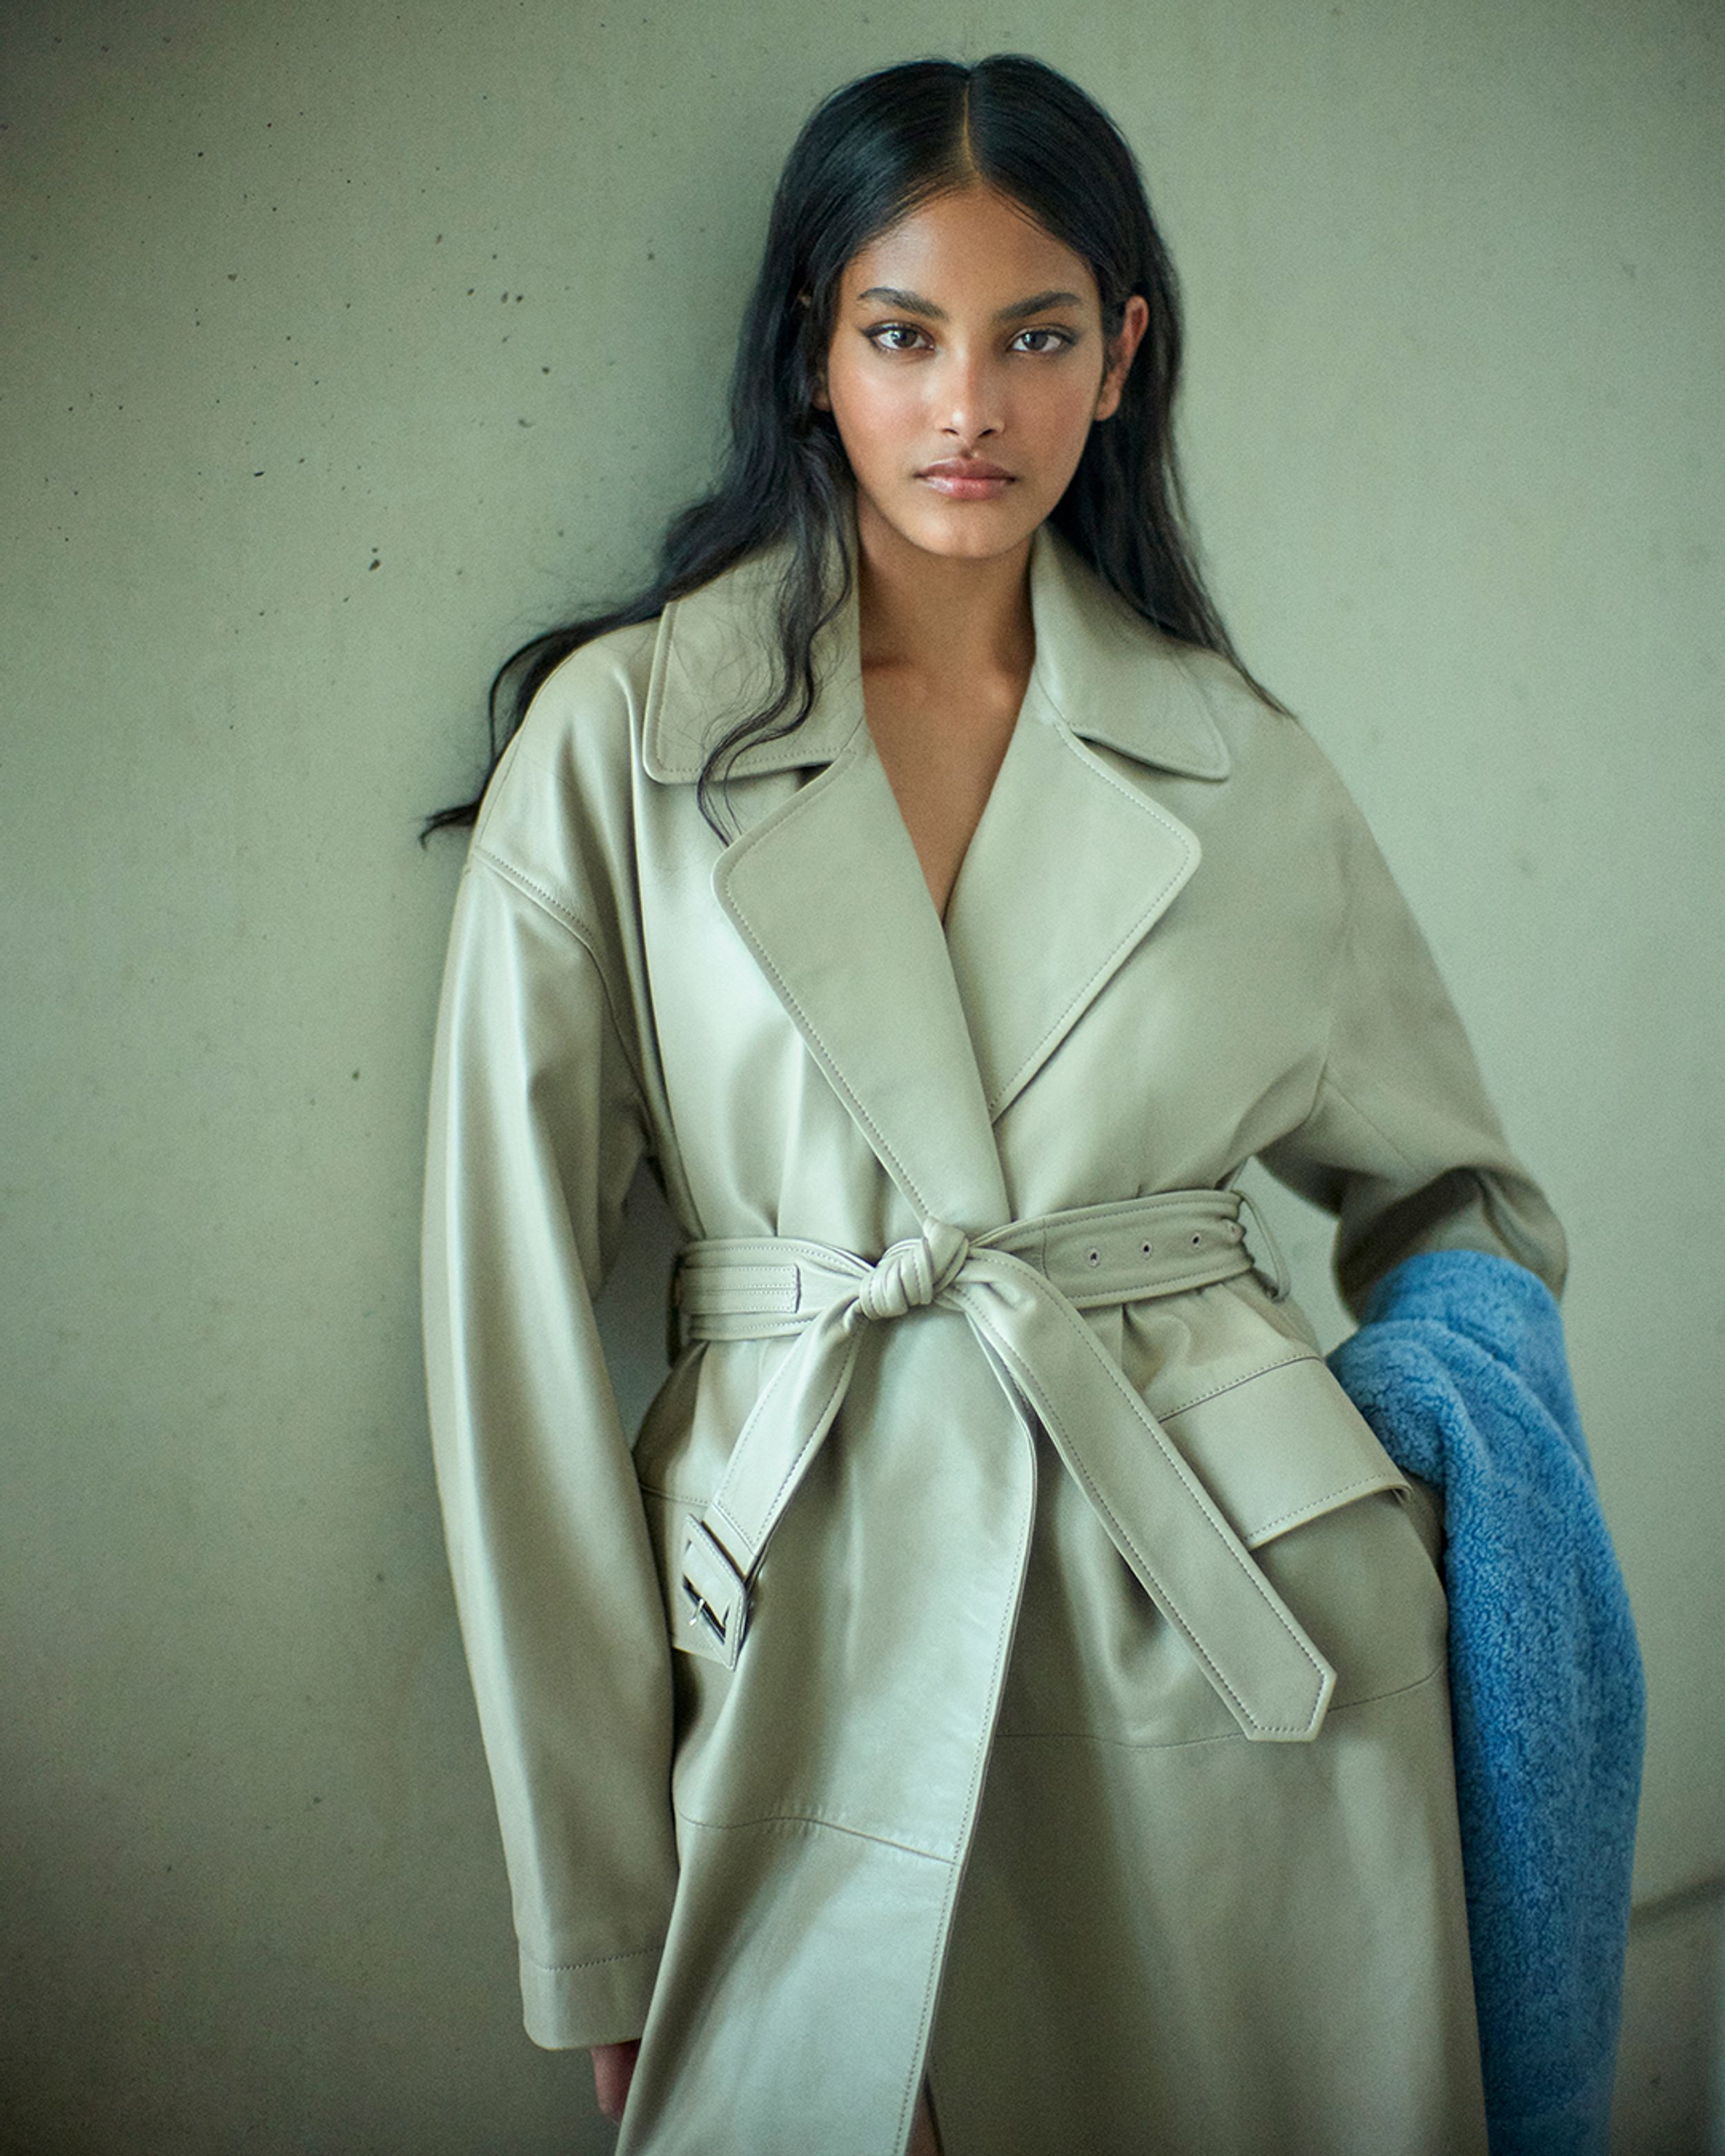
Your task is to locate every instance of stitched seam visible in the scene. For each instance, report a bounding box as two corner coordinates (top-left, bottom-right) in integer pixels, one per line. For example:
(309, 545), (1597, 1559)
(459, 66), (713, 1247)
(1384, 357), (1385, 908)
(685, 1316), (807, 1341)
(986, 729), (1196, 1114)
(681, 1267), (791, 1288)
(1248, 1474), (1402, 1543)
(732, 932), (931, 1216)
(1157, 1350), (1322, 1420)
(475, 843), (600, 943)
(684, 1236), (863, 1278)
(970, 1310), (1281, 1731)
(709, 1327), (857, 1559)
(690, 1285), (798, 1302)
(720, 767), (934, 1218)
(687, 1287), (799, 1319)
(520, 1940), (665, 1976)
(989, 1659), (1446, 1754)
(671, 1804), (951, 1863)
(472, 847), (649, 1100)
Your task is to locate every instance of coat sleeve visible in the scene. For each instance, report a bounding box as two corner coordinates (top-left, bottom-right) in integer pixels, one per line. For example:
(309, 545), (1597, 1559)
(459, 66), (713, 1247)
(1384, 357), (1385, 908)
(1256, 771), (1568, 1318)
(422, 842), (678, 2050)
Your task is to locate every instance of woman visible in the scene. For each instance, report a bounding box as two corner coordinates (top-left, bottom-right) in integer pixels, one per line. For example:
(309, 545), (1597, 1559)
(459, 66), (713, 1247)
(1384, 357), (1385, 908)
(422, 55), (1633, 2156)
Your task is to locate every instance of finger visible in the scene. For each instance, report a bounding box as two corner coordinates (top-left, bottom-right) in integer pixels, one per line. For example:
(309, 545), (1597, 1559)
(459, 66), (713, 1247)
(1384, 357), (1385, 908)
(591, 2039), (642, 2122)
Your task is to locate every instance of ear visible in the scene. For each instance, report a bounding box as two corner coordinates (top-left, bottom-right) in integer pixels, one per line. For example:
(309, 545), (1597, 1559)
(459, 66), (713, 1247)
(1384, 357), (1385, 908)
(1094, 293), (1151, 423)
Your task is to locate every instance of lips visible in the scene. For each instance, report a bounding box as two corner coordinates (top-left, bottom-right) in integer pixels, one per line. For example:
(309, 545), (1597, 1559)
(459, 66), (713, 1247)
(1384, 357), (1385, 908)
(918, 459), (1014, 481)
(917, 459), (1016, 500)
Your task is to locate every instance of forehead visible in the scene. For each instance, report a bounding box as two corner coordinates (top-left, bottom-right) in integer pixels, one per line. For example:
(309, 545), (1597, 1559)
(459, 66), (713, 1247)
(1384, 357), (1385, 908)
(839, 185), (1098, 306)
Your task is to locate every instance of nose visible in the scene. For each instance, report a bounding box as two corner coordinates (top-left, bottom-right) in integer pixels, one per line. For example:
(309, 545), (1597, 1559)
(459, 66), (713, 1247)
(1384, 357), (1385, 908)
(938, 347), (1004, 444)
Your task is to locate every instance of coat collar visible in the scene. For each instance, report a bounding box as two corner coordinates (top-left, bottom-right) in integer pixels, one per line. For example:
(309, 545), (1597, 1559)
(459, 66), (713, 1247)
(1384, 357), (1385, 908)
(641, 513), (1232, 784)
(653, 508), (1233, 1232)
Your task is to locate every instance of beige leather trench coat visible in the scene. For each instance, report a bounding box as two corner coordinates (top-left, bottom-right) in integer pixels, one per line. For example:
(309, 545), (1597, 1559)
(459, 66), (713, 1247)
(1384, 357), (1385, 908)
(422, 515), (1567, 2156)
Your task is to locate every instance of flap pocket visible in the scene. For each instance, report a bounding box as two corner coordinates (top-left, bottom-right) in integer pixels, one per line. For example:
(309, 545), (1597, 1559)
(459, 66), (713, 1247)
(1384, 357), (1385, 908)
(1159, 1352), (1408, 1550)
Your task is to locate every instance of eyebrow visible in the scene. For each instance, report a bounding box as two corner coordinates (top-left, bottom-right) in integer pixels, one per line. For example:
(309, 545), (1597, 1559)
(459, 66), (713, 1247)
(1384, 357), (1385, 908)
(854, 285), (1086, 324)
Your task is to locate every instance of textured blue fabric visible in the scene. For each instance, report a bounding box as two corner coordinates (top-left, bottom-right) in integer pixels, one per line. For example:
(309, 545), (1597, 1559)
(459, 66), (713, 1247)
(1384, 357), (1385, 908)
(1328, 1249), (1644, 2156)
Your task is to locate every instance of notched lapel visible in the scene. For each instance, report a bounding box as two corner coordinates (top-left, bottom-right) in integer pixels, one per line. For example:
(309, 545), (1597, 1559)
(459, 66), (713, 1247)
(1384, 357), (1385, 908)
(713, 733), (1012, 1235)
(938, 525), (1230, 1120)
(943, 681), (1201, 1120)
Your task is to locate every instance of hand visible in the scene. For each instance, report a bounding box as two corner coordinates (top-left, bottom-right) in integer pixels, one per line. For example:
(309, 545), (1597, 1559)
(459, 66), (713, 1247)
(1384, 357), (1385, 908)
(591, 2038), (641, 2124)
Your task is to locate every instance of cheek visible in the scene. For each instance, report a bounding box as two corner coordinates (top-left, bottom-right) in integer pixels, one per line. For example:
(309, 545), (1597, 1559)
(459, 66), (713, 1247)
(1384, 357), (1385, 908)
(827, 373), (915, 470)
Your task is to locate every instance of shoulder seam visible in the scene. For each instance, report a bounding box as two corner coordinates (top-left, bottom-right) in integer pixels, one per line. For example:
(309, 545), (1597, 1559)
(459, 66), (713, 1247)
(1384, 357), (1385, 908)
(471, 845), (649, 1099)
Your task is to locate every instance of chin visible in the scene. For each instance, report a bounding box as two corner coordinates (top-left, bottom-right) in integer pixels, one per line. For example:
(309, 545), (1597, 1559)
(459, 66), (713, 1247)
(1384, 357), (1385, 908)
(853, 482), (1053, 566)
(904, 506), (1045, 562)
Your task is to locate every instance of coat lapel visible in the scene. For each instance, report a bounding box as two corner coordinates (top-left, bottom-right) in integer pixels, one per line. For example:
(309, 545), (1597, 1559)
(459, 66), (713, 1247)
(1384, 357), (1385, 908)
(714, 726), (1012, 1233)
(941, 675), (1201, 1120)
(647, 513), (1236, 1221)
(940, 524), (1233, 1119)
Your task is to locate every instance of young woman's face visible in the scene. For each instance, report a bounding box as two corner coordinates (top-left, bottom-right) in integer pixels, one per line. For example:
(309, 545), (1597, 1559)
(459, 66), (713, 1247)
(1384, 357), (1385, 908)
(814, 183), (1149, 569)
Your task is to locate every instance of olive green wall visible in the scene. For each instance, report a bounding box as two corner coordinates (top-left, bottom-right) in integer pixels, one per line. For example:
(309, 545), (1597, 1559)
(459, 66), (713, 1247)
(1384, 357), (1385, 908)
(3, 1), (1719, 2150)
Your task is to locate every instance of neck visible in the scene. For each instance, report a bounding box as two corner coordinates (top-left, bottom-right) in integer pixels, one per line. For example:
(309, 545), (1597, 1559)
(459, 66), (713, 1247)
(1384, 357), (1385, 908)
(851, 493), (1036, 685)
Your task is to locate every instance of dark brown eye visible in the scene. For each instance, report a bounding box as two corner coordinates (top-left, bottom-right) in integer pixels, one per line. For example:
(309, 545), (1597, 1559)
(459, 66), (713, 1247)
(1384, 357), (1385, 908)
(866, 323), (929, 353)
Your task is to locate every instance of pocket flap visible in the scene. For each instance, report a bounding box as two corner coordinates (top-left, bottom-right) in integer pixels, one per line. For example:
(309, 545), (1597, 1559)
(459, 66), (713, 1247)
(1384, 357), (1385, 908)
(1159, 1352), (1408, 1549)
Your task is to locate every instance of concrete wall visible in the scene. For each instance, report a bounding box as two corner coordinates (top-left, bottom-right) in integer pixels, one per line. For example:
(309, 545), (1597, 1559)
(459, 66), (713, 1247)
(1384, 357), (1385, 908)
(3, 1), (1719, 2148)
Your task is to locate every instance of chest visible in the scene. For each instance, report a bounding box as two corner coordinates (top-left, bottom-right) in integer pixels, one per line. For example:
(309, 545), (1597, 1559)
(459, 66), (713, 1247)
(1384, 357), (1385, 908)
(860, 664), (1027, 922)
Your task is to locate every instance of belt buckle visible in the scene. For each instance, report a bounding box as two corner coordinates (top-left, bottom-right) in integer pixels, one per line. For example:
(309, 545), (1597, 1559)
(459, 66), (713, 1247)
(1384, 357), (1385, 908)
(680, 1518), (750, 1669)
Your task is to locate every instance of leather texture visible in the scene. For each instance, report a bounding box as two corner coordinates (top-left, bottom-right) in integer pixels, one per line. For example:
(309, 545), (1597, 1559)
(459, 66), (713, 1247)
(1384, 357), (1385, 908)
(421, 511), (1567, 2155)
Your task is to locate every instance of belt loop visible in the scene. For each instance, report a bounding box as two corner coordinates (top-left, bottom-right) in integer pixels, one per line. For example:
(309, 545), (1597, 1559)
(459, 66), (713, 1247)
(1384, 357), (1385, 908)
(1233, 1185), (1292, 1303)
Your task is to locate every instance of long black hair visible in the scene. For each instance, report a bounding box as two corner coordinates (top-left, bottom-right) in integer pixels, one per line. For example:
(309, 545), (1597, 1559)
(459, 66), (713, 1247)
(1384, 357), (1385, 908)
(425, 52), (1283, 840)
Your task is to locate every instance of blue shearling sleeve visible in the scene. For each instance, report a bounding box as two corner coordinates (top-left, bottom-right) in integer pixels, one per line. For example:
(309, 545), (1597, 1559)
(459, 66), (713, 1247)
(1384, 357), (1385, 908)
(1329, 1248), (1644, 2156)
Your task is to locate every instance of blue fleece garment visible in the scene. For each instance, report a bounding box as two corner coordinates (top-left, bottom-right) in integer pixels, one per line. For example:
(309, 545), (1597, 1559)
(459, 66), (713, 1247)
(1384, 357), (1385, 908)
(1328, 1249), (1644, 2156)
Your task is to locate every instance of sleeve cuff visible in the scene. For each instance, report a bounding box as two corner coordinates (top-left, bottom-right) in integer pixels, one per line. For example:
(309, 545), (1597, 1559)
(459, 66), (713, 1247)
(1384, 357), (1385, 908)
(519, 1939), (664, 2050)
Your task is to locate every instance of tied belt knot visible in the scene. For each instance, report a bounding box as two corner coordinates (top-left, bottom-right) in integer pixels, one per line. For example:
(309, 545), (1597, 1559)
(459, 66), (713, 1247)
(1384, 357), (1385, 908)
(847, 1223), (970, 1328)
(671, 1187), (1338, 1745)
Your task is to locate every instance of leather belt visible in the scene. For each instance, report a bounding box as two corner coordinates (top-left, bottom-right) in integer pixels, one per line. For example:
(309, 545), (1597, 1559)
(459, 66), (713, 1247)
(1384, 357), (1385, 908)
(670, 1187), (1335, 1743)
